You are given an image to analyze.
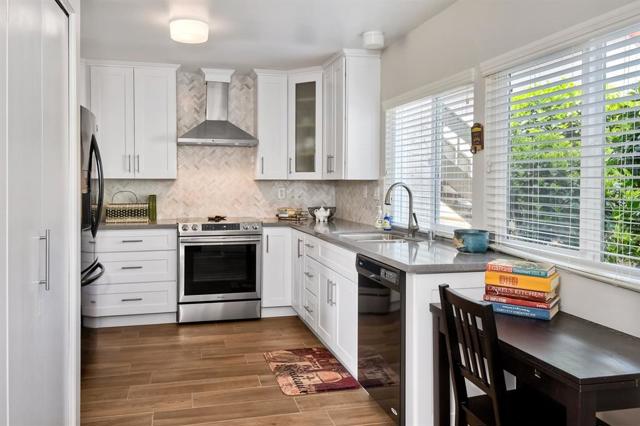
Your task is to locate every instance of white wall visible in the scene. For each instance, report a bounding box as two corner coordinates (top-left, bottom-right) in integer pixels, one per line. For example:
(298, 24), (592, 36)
(381, 0), (637, 101)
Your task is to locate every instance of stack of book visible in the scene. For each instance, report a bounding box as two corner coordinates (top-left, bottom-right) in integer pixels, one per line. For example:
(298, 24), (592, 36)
(484, 259), (560, 320)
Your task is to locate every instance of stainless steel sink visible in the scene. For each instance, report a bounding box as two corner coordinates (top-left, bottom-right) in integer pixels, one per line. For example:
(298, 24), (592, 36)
(337, 232), (410, 243)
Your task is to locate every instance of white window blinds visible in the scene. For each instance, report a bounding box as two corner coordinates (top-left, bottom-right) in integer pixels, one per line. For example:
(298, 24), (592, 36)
(385, 84), (474, 231)
(485, 24), (640, 279)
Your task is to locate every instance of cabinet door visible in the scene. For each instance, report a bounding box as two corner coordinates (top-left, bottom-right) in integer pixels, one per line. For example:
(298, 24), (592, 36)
(334, 274), (358, 375)
(90, 65), (135, 179)
(323, 58), (345, 179)
(316, 266), (336, 344)
(291, 232), (304, 315)
(288, 70), (323, 180)
(255, 72), (288, 180)
(133, 67), (177, 179)
(262, 228), (291, 307)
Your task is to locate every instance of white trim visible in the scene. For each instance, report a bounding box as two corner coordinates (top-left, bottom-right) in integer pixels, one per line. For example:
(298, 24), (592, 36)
(492, 244), (640, 293)
(261, 306), (297, 318)
(201, 68), (234, 82)
(82, 58), (180, 70)
(0, 0), (7, 423)
(479, 0), (640, 76)
(322, 48), (380, 68)
(63, 2), (80, 424)
(382, 68), (475, 110)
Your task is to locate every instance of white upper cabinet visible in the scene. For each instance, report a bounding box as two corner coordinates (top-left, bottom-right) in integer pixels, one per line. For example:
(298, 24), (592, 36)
(254, 70), (288, 180)
(323, 57), (345, 179)
(323, 50), (381, 180)
(133, 67), (177, 179)
(90, 66), (135, 178)
(288, 68), (323, 180)
(88, 61), (178, 179)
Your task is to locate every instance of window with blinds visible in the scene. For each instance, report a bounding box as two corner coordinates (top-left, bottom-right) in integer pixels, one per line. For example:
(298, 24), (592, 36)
(385, 84), (474, 231)
(485, 24), (640, 277)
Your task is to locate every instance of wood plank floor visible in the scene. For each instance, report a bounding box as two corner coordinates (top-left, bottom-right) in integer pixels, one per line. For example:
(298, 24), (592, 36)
(81, 316), (394, 426)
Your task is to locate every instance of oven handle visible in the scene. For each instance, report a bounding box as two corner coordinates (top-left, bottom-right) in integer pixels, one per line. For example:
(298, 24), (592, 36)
(179, 236), (262, 244)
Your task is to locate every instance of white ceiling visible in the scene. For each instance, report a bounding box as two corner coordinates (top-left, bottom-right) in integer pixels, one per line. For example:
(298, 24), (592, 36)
(81, 0), (456, 71)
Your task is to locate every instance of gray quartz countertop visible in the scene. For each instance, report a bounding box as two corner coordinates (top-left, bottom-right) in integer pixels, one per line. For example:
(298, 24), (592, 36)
(100, 219), (178, 230)
(263, 218), (511, 274)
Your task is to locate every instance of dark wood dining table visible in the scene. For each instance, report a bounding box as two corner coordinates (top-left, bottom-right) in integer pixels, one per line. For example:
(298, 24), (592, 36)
(430, 303), (640, 426)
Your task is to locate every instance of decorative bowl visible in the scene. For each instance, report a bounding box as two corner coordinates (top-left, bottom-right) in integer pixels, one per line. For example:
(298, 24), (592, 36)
(453, 229), (490, 253)
(308, 207), (336, 220)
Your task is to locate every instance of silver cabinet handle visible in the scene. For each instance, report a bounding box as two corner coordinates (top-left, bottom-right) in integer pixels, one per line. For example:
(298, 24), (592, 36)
(266, 234), (269, 253)
(39, 229), (51, 291)
(326, 280), (331, 304)
(304, 305), (313, 313)
(121, 266), (143, 270)
(127, 155), (132, 172)
(121, 298), (143, 302)
(304, 271), (314, 278)
(297, 238), (303, 258)
(331, 281), (337, 306)
(261, 156), (264, 175)
(304, 243), (314, 249)
(121, 239), (143, 243)
(136, 154), (140, 173)
(288, 157), (292, 174)
(327, 155), (334, 173)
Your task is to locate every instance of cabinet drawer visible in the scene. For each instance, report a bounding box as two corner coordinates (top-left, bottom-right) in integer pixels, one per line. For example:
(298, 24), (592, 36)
(84, 229), (177, 253)
(303, 256), (321, 296)
(302, 235), (320, 259)
(302, 289), (318, 328)
(82, 281), (177, 317)
(303, 234), (357, 282)
(93, 250), (177, 285)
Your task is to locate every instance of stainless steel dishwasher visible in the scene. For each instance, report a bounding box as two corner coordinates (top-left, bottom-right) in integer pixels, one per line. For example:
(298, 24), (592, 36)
(356, 254), (405, 425)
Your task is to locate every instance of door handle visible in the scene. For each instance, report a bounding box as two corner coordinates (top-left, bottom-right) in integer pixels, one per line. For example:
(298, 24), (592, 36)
(39, 229), (51, 291)
(127, 155), (131, 172)
(327, 155), (334, 173)
(121, 298), (143, 302)
(136, 154), (140, 173)
(297, 238), (303, 257)
(121, 239), (143, 243)
(304, 305), (313, 313)
(266, 235), (269, 253)
(261, 156), (264, 175)
(121, 266), (143, 270)
(288, 157), (292, 174)
(331, 281), (337, 305)
(304, 271), (314, 278)
(304, 243), (314, 249)
(326, 280), (331, 304)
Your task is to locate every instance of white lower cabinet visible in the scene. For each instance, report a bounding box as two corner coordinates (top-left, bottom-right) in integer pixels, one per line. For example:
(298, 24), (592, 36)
(289, 229), (358, 375)
(262, 227), (292, 307)
(82, 228), (178, 328)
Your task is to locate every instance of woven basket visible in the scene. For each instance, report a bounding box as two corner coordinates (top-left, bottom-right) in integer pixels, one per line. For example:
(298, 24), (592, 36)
(105, 191), (149, 224)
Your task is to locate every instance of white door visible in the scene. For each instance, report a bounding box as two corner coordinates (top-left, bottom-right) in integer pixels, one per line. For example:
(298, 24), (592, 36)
(262, 228), (292, 307)
(90, 65), (135, 178)
(7, 0), (70, 423)
(323, 58), (345, 179)
(316, 266), (336, 345)
(133, 67), (177, 179)
(255, 71), (288, 179)
(288, 69), (323, 180)
(334, 274), (358, 375)
(291, 232), (304, 315)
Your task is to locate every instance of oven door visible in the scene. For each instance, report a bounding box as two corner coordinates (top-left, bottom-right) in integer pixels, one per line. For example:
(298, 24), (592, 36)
(179, 236), (261, 303)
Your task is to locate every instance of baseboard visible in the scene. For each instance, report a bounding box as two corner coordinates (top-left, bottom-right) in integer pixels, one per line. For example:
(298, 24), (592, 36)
(261, 306), (297, 318)
(82, 312), (176, 328)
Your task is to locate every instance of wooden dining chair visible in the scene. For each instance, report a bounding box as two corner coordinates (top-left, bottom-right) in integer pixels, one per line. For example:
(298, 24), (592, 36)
(438, 284), (566, 426)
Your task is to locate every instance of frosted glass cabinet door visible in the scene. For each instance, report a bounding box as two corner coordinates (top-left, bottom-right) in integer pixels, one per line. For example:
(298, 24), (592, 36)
(288, 69), (323, 180)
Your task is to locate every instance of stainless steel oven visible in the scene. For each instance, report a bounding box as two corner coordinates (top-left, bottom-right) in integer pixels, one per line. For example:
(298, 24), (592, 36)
(178, 219), (262, 323)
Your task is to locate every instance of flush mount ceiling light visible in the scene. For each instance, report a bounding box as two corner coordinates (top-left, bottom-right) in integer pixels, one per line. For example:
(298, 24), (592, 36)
(362, 30), (385, 50)
(170, 19), (209, 44)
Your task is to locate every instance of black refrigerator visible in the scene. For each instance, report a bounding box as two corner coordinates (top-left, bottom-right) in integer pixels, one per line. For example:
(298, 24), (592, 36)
(80, 106), (105, 286)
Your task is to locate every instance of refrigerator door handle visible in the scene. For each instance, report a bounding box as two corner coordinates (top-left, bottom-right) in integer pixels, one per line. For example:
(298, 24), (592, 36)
(89, 134), (104, 238)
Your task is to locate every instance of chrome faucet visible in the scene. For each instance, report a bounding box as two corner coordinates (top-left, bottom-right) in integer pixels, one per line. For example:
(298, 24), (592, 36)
(384, 182), (420, 239)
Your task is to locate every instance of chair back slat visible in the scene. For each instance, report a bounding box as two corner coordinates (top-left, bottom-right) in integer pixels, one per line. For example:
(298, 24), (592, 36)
(439, 284), (509, 426)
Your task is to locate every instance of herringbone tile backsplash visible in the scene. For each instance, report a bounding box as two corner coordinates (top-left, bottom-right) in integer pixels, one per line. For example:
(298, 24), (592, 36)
(104, 68), (335, 220)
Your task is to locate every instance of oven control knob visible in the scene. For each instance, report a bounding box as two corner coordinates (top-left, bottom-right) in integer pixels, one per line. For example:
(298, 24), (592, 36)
(242, 224), (250, 231)
(252, 224), (259, 231)
(181, 224), (189, 231)
(191, 224), (199, 231)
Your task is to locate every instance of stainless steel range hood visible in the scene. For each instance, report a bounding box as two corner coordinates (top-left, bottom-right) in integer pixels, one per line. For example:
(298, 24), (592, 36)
(178, 69), (258, 147)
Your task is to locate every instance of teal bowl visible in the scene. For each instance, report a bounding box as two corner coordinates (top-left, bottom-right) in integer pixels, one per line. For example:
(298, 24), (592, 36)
(453, 229), (490, 253)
